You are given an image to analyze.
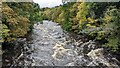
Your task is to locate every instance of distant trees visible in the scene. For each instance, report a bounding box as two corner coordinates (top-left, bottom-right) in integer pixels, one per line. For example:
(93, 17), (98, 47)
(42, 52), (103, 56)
(103, 6), (120, 52)
(42, 2), (120, 52)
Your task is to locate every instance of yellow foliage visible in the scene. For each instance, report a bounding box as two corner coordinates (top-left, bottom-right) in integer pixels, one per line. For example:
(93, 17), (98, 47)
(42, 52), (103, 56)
(2, 4), (16, 17)
(87, 17), (98, 24)
(86, 24), (91, 27)
(2, 3), (32, 42)
(104, 15), (112, 24)
(7, 18), (18, 25)
(76, 3), (89, 20)
(11, 28), (27, 37)
(6, 37), (16, 42)
(0, 39), (4, 42)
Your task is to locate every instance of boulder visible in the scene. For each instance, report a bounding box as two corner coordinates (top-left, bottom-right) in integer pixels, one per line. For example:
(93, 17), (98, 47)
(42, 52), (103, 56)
(87, 48), (120, 67)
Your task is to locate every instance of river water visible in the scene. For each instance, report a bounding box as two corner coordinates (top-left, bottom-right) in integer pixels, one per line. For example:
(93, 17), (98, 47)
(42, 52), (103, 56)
(23, 20), (77, 66)
(2, 20), (120, 67)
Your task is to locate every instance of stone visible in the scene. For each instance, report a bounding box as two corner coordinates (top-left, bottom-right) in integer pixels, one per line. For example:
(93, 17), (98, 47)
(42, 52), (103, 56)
(87, 48), (104, 58)
(77, 40), (97, 54)
(87, 48), (120, 67)
(73, 55), (91, 66)
(44, 42), (49, 45)
(65, 62), (75, 66)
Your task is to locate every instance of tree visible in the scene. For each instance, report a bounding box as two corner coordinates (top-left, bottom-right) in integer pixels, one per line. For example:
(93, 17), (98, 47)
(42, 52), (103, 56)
(2, 2), (42, 42)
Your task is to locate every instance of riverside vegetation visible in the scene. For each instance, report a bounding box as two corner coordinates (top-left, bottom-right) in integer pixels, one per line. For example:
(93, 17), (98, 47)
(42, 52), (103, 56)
(1, 2), (42, 44)
(42, 2), (120, 53)
(1, 1), (120, 66)
(1, 2), (42, 66)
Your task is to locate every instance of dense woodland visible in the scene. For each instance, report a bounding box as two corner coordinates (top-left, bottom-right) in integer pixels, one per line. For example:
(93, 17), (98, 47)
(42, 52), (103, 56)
(1, 2), (42, 43)
(41, 2), (120, 53)
(1, 2), (120, 56)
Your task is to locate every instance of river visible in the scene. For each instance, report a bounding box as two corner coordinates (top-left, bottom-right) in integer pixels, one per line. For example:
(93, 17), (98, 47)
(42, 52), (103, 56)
(2, 20), (120, 67)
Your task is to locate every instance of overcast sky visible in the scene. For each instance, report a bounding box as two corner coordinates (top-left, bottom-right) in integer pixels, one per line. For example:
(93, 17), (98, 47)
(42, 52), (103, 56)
(33, 0), (63, 8)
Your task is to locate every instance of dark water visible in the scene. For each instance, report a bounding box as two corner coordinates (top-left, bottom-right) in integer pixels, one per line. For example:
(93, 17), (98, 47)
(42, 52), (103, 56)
(2, 20), (120, 67)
